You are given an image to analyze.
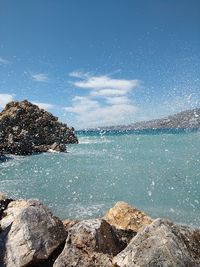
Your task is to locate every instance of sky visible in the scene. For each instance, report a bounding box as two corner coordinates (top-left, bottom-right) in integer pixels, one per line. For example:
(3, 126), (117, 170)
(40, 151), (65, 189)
(0, 0), (200, 129)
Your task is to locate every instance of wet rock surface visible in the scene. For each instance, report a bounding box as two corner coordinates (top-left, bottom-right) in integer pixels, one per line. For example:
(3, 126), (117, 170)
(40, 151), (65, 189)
(0, 100), (78, 155)
(1, 196), (200, 267)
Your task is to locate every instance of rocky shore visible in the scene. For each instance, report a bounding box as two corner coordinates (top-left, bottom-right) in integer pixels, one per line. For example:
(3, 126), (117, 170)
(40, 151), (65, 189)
(0, 100), (78, 156)
(1, 194), (200, 267)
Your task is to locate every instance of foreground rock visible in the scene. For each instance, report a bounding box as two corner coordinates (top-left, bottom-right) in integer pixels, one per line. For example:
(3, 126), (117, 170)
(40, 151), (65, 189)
(1, 195), (200, 267)
(104, 201), (152, 232)
(54, 219), (125, 267)
(0, 198), (66, 267)
(62, 219), (79, 231)
(0, 100), (78, 155)
(113, 218), (200, 267)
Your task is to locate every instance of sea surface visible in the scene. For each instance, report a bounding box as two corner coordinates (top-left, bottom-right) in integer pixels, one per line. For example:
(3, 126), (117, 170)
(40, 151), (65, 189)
(1, 130), (200, 226)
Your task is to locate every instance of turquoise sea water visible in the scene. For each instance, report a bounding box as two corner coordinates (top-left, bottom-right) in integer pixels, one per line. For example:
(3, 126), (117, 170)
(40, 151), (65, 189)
(1, 130), (200, 226)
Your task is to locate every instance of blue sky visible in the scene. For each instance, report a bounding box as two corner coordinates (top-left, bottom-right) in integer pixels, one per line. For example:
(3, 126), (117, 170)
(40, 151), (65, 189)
(0, 0), (200, 129)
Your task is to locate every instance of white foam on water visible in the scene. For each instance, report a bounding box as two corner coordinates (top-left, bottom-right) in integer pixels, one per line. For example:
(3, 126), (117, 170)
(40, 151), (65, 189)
(53, 203), (106, 219)
(78, 137), (112, 144)
(0, 155), (26, 168)
(47, 149), (60, 153)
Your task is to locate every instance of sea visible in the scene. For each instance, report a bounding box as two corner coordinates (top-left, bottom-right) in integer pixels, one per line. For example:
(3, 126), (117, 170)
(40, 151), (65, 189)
(1, 129), (200, 227)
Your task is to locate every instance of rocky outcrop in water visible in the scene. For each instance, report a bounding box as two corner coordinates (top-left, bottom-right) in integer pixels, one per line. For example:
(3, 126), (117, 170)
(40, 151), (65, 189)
(1, 194), (200, 267)
(0, 100), (78, 155)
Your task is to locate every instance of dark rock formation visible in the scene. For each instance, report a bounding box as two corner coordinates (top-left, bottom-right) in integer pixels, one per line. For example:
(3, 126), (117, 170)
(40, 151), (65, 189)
(0, 100), (78, 155)
(0, 193), (13, 221)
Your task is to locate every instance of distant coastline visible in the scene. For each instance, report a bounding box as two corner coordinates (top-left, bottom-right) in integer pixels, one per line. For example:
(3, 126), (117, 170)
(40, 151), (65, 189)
(79, 108), (200, 133)
(77, 127), (200, 136)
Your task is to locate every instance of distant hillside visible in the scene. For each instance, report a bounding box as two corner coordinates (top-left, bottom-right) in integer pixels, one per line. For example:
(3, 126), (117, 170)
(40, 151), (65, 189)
(96, 108), (200, 131)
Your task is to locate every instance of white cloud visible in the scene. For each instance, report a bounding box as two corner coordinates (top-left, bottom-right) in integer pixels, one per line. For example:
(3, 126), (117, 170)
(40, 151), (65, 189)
(105, 96), (130, 105)
(84, 103), (136, 127)
(0, 94), (14, 108)
(33, 102), (54, 110)
(91, 88), (129, 97)
(65, 96), (136, 128)
(65, 72), (140, 128)
(31, 73), (48, 82)
(0, 57), (9, 65)
(69, 71), (90, 78)
(73, 75), (139, 91)
(64, 96), (100, 114)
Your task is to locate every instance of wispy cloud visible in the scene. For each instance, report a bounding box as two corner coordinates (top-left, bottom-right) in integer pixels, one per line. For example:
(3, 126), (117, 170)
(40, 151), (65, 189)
(33, 102), (54, 110)
(105, 96), (130, 105)
(69, 71), (90, 79)
(90, 89), (129, 97)
(65, 72), (140, 128)
(72, 75), (139, 91)
(0, 57), (10, 65)
(65, 96), (100, 114)
(31, 73), (49, 82)
(0, 94), (14, 108)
